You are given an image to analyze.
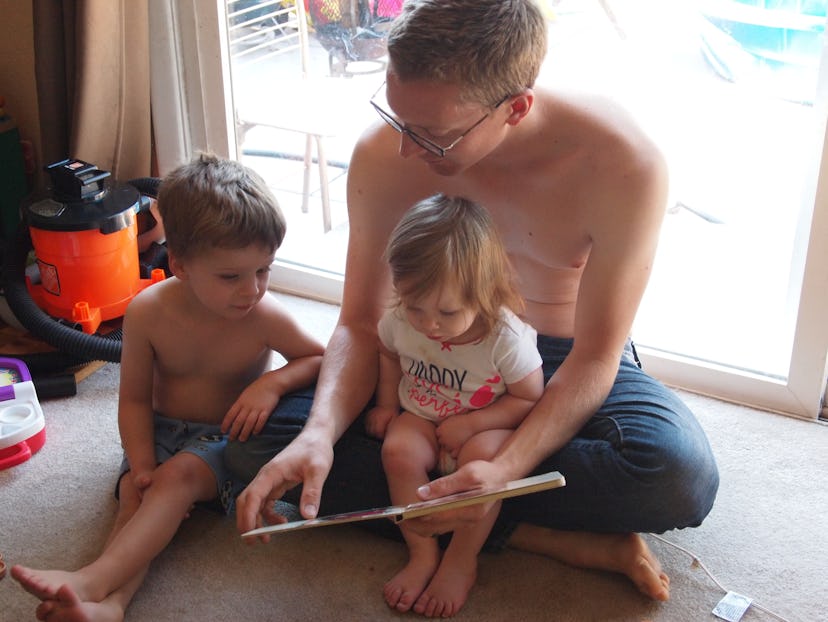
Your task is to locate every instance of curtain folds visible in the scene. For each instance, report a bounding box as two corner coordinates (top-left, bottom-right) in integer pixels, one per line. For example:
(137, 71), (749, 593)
(33, 0), (151, 183)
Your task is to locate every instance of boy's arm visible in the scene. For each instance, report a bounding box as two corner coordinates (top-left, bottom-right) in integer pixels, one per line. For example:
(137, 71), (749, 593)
(118, 302), (159, 489)
(222, 299), (325, 441)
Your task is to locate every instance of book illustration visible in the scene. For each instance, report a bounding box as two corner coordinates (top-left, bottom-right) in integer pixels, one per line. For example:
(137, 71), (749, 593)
(242, 470), (565, 538)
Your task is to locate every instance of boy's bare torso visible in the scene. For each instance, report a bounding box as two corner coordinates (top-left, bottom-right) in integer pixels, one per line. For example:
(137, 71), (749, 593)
(134, 281), (273, 424)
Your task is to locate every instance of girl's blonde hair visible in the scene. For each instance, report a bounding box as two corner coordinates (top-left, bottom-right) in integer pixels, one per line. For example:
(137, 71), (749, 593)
(386, 194), (524, 337)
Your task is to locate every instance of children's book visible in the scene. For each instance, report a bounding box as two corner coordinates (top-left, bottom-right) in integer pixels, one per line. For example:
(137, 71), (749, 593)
(242, 470), (565, 537)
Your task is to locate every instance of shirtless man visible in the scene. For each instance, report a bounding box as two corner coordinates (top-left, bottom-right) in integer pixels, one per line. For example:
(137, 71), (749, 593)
(227, 0), (719, 611)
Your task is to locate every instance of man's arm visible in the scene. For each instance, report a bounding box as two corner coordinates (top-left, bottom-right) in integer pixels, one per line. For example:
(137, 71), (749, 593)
(494, 137), (668, 477)
(236, 126), (412, 535)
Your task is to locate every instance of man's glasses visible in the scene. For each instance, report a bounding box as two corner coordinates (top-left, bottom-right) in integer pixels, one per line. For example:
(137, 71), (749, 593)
(370, 83), (510, 158)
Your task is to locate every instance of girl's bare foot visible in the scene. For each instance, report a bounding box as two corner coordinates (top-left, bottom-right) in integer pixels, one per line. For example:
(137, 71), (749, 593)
(35, 584), (125, 622)
(509, 526), (671, 601)
(412, 551), (477, 618)
(383, 547), (440, 613)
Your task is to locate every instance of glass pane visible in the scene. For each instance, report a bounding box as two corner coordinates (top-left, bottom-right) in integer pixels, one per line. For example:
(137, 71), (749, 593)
(537, 0), (826, 380)
(225, 0), (395, 277)
(225, 0), (828, 380)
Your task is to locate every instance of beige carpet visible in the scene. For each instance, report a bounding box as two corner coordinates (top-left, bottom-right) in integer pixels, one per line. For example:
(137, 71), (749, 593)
(1, 294), (826, 622)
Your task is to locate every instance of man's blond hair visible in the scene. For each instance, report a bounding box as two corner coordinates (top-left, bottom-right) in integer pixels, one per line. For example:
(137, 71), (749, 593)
(387, 0), (548, 106)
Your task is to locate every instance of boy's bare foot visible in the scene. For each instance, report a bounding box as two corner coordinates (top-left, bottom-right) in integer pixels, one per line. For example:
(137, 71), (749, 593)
(35, 584), (124, 622)
(412, 551), (477, 618)
(12, 565), (84, 602)
(509, 526), (670, 601)
(383, 547), (440, 613)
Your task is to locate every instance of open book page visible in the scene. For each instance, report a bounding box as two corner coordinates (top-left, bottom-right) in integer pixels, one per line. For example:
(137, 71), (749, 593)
(242, 471), (565, 538)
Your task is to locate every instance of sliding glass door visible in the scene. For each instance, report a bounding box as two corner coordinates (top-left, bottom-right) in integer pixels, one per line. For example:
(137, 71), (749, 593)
(156, 0), (828, 419)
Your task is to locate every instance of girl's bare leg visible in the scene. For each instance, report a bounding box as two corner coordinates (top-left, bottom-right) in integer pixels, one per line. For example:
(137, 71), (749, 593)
(380, 413), (442, 613)
(412, 429), (511, 618)
(413, 500), (500, 618)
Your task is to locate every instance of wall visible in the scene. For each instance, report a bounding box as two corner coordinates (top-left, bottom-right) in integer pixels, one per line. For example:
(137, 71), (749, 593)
(0, 1), (41, 190)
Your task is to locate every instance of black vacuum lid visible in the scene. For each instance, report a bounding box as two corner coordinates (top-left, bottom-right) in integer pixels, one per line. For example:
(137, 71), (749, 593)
(24, 159), (142, 234)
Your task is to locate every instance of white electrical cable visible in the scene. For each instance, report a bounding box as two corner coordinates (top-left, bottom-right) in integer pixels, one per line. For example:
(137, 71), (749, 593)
(648, 533), (793, 622)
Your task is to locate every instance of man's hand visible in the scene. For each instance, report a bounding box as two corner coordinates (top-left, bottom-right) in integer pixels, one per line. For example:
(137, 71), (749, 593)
(404, 459), (511, 537)
(235, 431), (334, 543)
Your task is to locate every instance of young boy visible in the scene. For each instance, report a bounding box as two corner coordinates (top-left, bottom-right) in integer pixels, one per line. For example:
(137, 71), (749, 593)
(12, 153), (325, 621)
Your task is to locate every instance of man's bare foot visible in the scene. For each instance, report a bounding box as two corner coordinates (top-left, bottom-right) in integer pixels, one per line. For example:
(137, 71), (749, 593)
(412, 551), (477, 618)
(509, 525), (670, 601)
(383, 547), (441, 613)
(35, 584), (124, 622)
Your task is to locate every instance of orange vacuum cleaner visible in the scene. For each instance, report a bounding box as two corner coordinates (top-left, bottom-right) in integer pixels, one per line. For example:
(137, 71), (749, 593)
(22, 159), (162, 335)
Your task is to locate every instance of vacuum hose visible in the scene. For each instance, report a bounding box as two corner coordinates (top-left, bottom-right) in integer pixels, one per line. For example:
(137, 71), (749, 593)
(1, 178), (161, 364)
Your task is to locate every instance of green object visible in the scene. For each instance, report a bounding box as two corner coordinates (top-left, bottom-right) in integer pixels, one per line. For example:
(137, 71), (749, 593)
(0, 113), (28, 240)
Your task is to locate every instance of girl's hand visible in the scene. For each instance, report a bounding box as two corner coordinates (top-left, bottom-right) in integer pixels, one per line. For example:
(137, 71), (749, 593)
(435, 415), (475, 457)
(364, 406), (397, 439)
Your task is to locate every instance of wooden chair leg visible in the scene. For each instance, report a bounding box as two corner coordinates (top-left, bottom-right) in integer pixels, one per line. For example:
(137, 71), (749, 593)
(314, 134), (332, 233)
(301, 133), (313, 213)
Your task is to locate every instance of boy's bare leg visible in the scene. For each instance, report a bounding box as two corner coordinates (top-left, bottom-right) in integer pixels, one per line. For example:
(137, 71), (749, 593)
(507, 525), (670, 601)
(381, 414), (442, 613)
(33, 580), (140, 622)
(413, 500), (500, 618)
(13, 454), (217, 616)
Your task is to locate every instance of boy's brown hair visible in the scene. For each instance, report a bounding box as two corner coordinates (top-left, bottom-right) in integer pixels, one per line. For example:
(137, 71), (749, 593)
(157, 152), (286, 259)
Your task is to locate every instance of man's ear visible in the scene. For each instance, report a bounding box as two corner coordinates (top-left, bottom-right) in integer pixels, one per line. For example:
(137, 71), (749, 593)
(504, 89), (534, 126)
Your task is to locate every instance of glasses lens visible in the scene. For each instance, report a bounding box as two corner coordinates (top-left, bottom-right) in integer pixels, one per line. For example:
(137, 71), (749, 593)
(406, 133), (444, 157)
(371, 98), (445, 157)
(372, 102), (402, 131)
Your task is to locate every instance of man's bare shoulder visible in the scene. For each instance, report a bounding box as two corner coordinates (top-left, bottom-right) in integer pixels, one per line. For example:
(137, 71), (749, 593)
(543, 88), (665, 169)
(349, 121), (438, 212)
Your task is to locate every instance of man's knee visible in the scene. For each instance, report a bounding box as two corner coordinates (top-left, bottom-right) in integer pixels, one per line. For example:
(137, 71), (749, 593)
(224, 437), (273, 483)
(653, 436), (719, 529)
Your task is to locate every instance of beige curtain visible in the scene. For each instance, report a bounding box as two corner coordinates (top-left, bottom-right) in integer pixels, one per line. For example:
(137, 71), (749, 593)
(33, 0), (151, 184)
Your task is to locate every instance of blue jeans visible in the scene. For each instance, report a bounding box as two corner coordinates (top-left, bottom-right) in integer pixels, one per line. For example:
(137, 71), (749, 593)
(225, 337), (719, 548)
